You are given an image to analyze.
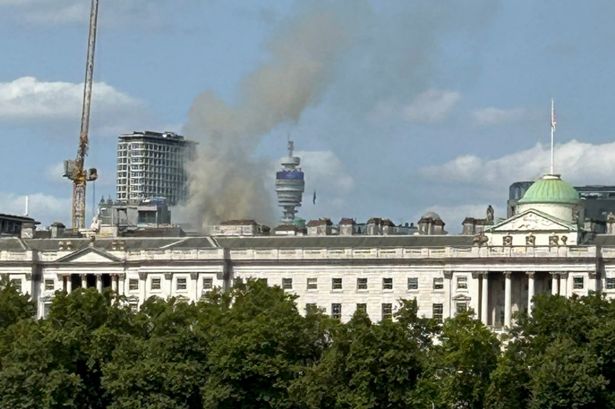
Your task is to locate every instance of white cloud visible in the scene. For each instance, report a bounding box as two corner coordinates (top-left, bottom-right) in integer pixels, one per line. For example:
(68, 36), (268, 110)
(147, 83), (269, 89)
(402, 89), (460, 124)
(420, 139), (615, 188)
(472, 107), (530, 126)
(0, 76), (142, 126)
(0, 192), (70, 226)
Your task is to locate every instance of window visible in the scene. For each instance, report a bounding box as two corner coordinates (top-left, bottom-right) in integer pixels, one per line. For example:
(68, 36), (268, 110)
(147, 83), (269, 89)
(203, 278), (213, 290)
(456, 302), (468, 314)
(129, 279), (139, 291)
(305, 303), (317, 313)
(331, 303), (342, 319)
(10, 279), (21, 293)
(282, 278), (293, 290)
(407, 277), (418, 290)
(44, 279), (54, 291)
(383, 278), (393, 290)
(128, 301), (139, 312)
(607, 278), (615, 290)
(573, 277), (584, 290)
(356, 303), (367, 313)
(433, 303), (443, 322)
(457, 276), (468, 290)
(381, 303), (393, 320)
(177, 278), (187, 290)
(433, 277), (444, 290)
(307, 278), (318, 290)
(151, 278), (161, 290)
(357, 277), (368, 290)
(332, 278), (343, 290)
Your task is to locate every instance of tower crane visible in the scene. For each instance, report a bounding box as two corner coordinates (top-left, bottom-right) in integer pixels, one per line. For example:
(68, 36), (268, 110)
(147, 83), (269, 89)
(63, 0), (100, 229)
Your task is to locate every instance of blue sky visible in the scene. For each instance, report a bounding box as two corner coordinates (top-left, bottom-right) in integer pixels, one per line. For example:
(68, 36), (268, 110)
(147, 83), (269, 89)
(2, 0), (615, 232)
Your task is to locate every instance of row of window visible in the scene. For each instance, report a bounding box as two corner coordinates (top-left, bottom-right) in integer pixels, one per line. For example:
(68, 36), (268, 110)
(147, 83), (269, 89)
(312, 303), (446, 321)
(32, 275), (615, 294)
(127, 277), (214, 291)
(281, 276), (467, 291)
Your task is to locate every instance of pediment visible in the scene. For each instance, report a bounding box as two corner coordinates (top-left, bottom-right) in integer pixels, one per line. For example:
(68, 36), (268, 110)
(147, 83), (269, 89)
(55, 247), (121, 263)
(488, 209), (577, 233)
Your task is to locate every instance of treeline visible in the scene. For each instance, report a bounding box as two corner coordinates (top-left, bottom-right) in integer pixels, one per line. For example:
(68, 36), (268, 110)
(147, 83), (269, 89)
(0, 279), (614, 409)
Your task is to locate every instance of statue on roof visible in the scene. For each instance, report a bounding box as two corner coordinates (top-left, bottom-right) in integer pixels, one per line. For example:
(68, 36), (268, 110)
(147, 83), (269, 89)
(486, 205), (494, 224)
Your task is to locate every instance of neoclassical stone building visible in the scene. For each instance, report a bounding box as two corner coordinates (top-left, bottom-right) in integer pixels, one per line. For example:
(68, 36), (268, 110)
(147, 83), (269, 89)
(2, 173), (615, 329)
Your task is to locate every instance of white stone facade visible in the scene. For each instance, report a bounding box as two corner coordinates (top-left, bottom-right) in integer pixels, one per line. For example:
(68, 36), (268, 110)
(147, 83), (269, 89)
(0, 213), (611, 330)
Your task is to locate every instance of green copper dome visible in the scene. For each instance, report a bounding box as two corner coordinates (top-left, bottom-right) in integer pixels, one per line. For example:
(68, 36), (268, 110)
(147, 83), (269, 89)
(518, 174), (579, 204)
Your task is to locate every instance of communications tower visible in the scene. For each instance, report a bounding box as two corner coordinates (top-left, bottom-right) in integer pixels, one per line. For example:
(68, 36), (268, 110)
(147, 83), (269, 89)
(275, 140), (305, 224)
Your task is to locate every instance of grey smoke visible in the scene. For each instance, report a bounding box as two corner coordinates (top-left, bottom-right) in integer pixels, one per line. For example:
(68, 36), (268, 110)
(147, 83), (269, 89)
(182, 0), (498, 230)
(183, 4), (351, 229)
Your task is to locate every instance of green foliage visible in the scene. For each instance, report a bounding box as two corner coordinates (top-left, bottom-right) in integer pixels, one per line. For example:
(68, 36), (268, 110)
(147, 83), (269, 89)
(0, 276), (35, 330)
(3, 280), (615, 408)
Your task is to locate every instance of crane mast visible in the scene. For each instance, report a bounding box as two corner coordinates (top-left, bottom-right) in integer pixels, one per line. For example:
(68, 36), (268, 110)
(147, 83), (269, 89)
(63, 0), (99, 229)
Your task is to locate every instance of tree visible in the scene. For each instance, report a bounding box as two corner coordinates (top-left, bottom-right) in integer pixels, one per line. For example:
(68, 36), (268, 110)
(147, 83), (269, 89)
(419, 312), (499, 409)
(292, 303), (428, 409)
(201, 279), (329, 409)
(0, 276), (35, 330)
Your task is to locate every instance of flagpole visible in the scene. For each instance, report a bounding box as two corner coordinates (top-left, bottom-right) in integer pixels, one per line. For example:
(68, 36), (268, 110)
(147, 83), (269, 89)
(550, 98), (555, 175)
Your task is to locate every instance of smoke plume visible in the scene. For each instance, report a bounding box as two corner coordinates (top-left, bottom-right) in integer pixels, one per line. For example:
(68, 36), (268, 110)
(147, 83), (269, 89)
(183, 4), (350, 229)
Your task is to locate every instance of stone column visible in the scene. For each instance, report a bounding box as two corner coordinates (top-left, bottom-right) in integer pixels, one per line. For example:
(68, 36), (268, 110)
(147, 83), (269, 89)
(504, 271), (512, 327)
(66, 275), (72, 293)
(81, 274), (87, 289)
(551, 273), (559, 296)
(138, 271), (147, 306)
(164, 273), (173, 297)
(191, 272), (199, 301)
(559, 272), (568, 297)
(96, 275), (102, 292)
(443, 271), (452, 319)
(527, 272), (535, 315)
(481, 272), (489, 326)
(118, 273), (126, 296)
(111, 275), (118, 293)
(589, 272), (597, 292)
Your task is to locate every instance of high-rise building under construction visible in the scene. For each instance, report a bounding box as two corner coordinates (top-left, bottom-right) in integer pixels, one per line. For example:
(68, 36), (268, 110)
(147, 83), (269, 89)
(116, 131), (196, 205)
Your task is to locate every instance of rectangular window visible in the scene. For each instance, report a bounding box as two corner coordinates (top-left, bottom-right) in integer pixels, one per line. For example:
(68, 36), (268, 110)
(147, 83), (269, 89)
(357, 277), (368, 290)
(433, 277), (444, 290)
(381, 303), (393, 320)
(456, 302), (468, 314)
(356, 303), (367, 313)
(129, 279), (139, 291)
(607, 278), (615, 290)
(10, 279), (22, 293)
(407, 277), (418, 290)
(202, 277), (213, 289)
(307, 278), (318, 290)
(282, 278), (293, 290)
(177, 278), (187, 290)
(573, 277), (584, 290)
(44, 279), (54, 291)
(457, 276), (468, 290)
(331, 303), (342, 319)
(151, 278), (161, 290)
(383, 278), (393, 290)
(332, 278), (343, 290)
(305, 303), (317, 313)
(433, 303), (443, 322)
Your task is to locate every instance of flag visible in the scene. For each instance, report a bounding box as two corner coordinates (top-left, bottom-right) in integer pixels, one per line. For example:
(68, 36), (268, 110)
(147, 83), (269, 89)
(312, 190), (316, 205)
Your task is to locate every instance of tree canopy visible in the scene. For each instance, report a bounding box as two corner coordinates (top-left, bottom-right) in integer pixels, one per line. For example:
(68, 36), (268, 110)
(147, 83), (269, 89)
(0, 280), (613, 408)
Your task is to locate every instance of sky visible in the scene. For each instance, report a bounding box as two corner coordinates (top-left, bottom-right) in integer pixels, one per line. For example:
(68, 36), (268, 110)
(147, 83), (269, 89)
(2, 0), (615, 233)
